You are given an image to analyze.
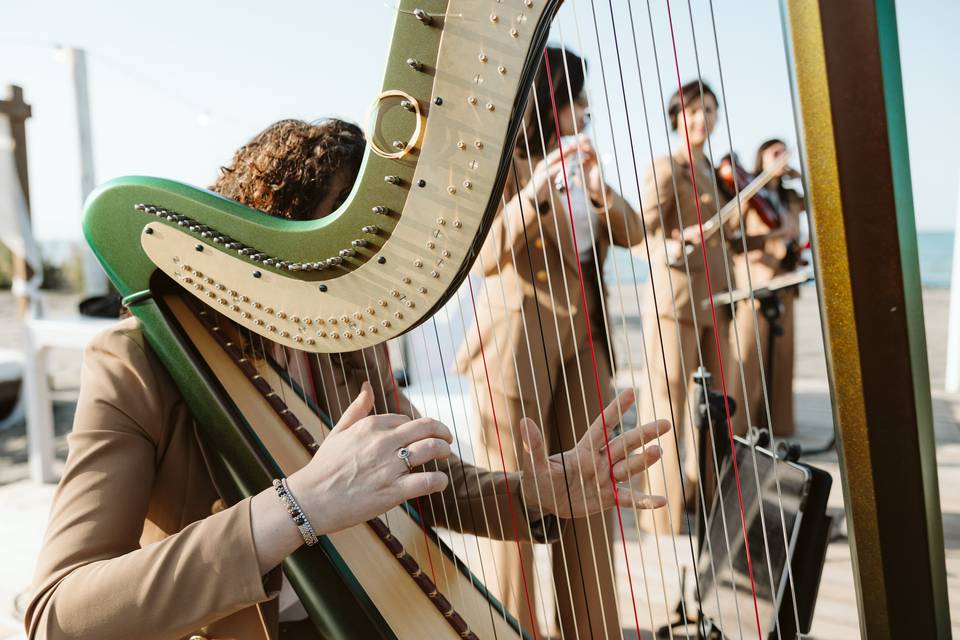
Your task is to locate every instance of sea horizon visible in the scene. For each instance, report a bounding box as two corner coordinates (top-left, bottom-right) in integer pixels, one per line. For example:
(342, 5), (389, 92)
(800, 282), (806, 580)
(605, 230), (955, 290)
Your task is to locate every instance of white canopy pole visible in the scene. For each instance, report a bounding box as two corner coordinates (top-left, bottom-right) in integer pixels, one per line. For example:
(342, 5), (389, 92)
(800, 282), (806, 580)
(68, 48), (109, 297)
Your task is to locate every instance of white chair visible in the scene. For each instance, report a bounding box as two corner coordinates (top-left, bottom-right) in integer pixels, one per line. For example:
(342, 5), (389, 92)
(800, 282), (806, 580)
(22, 315), (116, 483)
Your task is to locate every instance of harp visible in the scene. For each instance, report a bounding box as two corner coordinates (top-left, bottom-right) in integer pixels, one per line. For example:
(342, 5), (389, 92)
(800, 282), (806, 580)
(82, 0), (949, 638)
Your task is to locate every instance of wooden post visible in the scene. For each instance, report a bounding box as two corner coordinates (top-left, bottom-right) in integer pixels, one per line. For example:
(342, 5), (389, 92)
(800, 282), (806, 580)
(0, 85), (34, 316)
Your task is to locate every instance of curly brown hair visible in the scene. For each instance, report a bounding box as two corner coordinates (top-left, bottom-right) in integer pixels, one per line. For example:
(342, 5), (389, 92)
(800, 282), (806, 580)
(210, 118), (365, 220)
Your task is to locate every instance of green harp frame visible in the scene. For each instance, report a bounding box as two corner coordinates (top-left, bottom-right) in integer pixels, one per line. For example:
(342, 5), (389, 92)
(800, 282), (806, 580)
(84, 0), (564, 637)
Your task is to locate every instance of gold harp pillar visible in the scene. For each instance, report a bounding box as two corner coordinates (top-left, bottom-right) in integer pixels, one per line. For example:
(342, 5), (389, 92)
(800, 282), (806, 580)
(781, 0), (950, 637)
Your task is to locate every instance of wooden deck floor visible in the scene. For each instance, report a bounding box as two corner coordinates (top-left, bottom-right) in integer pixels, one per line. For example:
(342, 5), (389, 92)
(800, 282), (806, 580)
(597, 288), (960, 639)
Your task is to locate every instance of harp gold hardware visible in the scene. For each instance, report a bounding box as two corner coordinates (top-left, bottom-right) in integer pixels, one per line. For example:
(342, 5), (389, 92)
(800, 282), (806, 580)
(366, 89), (423, 160)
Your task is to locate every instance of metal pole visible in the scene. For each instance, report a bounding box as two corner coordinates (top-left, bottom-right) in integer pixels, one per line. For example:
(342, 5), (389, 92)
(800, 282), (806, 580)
(67, 48), (108, 297)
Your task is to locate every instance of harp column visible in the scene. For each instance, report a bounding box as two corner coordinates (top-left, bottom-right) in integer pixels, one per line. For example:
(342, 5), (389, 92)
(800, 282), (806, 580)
(781, 0), (950, 638)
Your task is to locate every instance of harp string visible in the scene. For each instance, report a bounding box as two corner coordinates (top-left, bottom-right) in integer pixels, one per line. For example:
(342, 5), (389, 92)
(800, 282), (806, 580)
(557, 17), (666, 639)
(402, 333), (451, 592)
(503, 167), (593, 640)
(556, 13), (697, 634)
(322, 354), (345, 417)
(464, 276), (540, 636)
(410, 325), (490, 617)
(681, 3), (797, 638)
(635, 0), (748, 631)
(663, 0), (764, 635)
(410, 326), (476, 589)
(682, 4), (784, 622)
(446, 292), (531, 632)
(543, 43), (640, 632)
(355, 345), (444, 588)
(699, 0), (805, 632)
(524, 83), (624, 638)
(379, 343), (403, 413)
(361, 347), (389, 414)
(487, 190), (589, 634)
(430, 313), (511, 633)
(302, 350), (330, 445)
(598, 0), (739, 631)
(475, 74), (608, 634)
(466, 249), (564, 632)
(417, 270), (537, 629)
(354, 349), (430, 584)
(527, 84), (622, 640)
(493, 192), (586, 634)
(564, 3), (692, 632)
(585, 5), (713, 631)
(516, 38), (632, 634)
(512, 124), (599, 636)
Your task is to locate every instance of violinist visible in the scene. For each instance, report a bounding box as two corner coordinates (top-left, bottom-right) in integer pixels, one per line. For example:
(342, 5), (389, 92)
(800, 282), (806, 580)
(725, 138), (805, 438)
(634, 80), (740, 534)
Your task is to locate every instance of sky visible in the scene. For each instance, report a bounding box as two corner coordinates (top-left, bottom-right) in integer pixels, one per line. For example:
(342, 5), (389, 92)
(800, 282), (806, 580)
(0, 0), (957, 242)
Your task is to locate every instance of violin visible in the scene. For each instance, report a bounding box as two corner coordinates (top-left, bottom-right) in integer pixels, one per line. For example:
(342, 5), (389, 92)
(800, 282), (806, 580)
(717, 155), (782, 230)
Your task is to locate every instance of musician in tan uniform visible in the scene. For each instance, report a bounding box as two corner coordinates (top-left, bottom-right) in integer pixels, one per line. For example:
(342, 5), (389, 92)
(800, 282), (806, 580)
(25, 119), (668, 640)
(730, 139), (805, 437)
(635, 81), (741, 535)
(456, 47), (650, 639)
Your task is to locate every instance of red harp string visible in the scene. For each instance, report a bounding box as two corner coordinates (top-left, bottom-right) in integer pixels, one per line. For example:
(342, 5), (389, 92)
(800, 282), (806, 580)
(541, 48), (644, 635)
(663, 0), (763, 635)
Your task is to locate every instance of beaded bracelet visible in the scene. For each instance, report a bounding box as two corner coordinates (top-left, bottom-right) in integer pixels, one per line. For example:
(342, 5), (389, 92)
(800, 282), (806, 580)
(272, 478), (319, 547)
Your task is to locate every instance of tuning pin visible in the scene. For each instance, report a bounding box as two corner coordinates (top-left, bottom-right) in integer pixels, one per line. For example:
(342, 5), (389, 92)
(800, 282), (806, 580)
(413, 8), (432, 24)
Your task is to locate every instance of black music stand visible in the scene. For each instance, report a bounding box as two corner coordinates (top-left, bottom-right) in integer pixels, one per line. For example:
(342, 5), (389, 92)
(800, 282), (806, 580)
(707, 267), (817, 444)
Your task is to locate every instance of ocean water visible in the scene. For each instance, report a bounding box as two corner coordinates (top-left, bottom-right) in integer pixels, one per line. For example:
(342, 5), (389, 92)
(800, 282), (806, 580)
(918, 231), (955, 289)
(604, 231), (955, 289)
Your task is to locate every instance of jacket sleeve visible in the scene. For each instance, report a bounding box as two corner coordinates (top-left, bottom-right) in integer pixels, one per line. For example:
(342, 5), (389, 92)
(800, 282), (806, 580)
(595, 187), (646, 248)
(25, 325), (274, 640)
(421, 455), (561, 544)
(475, 191), (553, 278)
(638, 156), (678, 242)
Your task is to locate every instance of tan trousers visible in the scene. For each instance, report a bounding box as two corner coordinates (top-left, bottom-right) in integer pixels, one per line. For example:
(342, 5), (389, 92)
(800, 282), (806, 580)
(637, 311), (741, 535)
(472, 339), (620, 640)
(731, 290), (797, 437)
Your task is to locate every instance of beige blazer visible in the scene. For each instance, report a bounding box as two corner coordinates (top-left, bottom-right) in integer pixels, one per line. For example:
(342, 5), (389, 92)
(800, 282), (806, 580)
(455, 153), (645, 403)
(26, 318), (555, 640)
(638, 150), (733, 328)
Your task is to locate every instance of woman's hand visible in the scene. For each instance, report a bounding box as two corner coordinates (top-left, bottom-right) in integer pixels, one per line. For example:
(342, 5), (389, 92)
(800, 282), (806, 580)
(578, 138), (609, 204)
(521, 138), (585, 204)
(518, 388), (670, 519)
(251, 382), (453, 573)
(290, 382), (453, 534)
(662, 226), (703, 264)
